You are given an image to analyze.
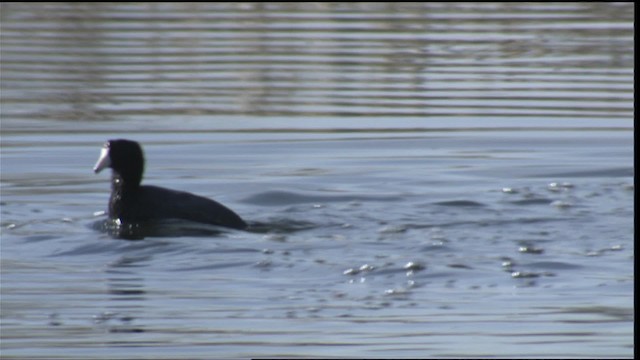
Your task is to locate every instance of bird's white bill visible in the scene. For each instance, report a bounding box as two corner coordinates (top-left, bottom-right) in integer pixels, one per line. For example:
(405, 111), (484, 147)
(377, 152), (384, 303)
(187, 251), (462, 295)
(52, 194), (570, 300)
(93, 146), (111, 173)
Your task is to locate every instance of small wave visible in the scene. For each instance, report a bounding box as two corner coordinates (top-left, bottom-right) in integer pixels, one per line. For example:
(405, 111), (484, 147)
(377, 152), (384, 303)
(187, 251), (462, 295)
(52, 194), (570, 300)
(242, 190), (402, 206)
(433, 200), (486, 207)
(246, 218), (319, 234)
(524, 261), (583, 270)
(509, 198), (554, 206)
(535, 167), (633, 178)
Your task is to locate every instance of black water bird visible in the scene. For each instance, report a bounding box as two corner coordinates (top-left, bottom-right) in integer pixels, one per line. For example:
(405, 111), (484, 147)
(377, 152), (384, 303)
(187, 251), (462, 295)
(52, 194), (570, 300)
(93, 139), (247, 230)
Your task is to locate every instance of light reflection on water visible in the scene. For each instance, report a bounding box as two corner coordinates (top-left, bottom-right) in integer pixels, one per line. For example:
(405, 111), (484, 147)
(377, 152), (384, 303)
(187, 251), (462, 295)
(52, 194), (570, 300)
(1, 2), (633, 121)
(0, 2), (634, 359)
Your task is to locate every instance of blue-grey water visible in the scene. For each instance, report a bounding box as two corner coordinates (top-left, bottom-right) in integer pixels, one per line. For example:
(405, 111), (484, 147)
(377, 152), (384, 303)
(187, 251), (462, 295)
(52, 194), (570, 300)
(0, 3), (634, 359)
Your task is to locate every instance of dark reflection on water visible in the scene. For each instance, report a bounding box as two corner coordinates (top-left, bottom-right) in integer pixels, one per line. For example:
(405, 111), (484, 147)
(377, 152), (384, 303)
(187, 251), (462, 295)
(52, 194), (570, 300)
(90, 215), (320, 240)
(91, 217), (226, 240)
(0, 2), (634, 121)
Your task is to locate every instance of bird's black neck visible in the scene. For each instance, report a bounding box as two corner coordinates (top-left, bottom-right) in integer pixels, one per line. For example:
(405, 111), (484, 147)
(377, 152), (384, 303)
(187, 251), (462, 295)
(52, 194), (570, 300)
(109, 171), (140, 219)
(111, 171), (140, 192)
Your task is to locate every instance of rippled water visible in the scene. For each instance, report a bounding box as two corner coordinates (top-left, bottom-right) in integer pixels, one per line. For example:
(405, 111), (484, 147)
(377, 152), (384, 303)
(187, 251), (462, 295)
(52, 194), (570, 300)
(1, 2), (633, 120)
(0, 2), (634, 359)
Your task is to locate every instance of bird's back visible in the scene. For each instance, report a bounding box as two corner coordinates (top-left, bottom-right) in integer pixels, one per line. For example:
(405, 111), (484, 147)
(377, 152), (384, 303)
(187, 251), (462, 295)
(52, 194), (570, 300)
(112, 185), (247, 230)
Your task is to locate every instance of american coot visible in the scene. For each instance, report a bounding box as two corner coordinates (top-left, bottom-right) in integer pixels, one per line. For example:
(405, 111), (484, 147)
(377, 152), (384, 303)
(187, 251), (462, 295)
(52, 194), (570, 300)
(93, 139), (247, 230)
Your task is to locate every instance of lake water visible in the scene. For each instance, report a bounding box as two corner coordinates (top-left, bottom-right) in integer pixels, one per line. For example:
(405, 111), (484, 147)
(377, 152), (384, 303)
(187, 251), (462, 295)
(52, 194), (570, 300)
(0, 2), (634, 359)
